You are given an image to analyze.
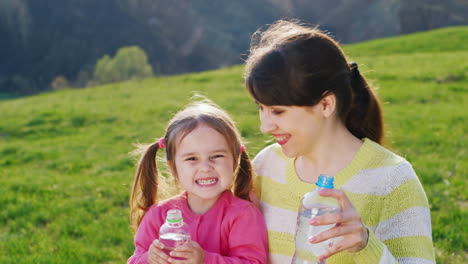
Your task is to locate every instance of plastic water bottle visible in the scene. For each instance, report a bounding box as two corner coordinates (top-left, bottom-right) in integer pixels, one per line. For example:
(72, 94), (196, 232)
(292, 175), (340, 264)
(159, 209), (191, 260)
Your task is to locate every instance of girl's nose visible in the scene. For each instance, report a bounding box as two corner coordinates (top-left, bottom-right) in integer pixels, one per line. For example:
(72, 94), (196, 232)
(260, 111), (276, 134)
(199, 160), (213, 172)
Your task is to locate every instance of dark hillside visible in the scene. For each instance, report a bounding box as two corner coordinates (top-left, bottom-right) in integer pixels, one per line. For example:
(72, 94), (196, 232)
(0, 0), (466, 93)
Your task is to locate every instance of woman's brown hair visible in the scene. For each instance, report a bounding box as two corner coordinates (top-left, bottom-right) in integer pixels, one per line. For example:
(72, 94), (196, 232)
(129, 100), (254, 231)
(244, 20), (383, 143)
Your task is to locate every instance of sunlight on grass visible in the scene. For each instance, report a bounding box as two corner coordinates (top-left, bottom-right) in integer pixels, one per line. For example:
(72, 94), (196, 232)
(1, 27), (467, 263)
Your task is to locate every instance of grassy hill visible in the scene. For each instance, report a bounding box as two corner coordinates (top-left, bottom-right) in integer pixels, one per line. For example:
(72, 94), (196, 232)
(345, 25), (468, 56)
(1, 26), (467, 263)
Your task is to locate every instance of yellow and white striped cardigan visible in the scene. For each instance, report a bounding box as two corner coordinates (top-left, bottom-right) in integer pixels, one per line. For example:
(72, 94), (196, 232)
(253, 138), (435, 264)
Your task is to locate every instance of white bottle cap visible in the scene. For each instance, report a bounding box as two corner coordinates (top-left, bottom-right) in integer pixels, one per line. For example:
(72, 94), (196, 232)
(166, 209), (182, 223)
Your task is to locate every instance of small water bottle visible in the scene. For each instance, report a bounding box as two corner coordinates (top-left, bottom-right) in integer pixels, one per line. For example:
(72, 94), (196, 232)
(292, 175), (340, 264)
(159, 209), (191, 260)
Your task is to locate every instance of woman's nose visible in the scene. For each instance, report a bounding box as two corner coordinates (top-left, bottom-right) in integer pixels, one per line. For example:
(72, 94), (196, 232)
(260, 111), (276, 134)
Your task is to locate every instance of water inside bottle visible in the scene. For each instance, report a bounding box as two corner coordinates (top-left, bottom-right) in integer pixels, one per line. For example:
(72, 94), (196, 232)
(160, 232), (190, 260)
(294, 207), (339, 263)
(308, 207), (339, 256)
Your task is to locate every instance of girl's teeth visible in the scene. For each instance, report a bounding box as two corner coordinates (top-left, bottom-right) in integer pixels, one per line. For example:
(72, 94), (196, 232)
(197, 179), (217, 185)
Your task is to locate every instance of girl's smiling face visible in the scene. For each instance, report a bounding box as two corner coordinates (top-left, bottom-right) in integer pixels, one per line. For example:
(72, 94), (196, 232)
(171, 123), (235, 213)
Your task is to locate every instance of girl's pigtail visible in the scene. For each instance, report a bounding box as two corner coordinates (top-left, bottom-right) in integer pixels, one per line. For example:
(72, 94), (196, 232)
(233, 151), (254, 202)
(130, 141), (161, 232)
(346, 62), (384, 144)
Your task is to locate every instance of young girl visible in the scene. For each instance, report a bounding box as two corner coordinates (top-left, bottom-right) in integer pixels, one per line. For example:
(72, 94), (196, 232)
(244, 20), (435, 263)
(127, 100), (268, 264)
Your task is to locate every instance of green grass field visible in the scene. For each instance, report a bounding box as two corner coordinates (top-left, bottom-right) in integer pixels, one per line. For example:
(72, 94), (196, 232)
(1, 26), (467, 263)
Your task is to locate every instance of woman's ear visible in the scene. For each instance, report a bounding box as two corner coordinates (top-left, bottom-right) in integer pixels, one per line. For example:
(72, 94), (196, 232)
(318, 92), (337, 118)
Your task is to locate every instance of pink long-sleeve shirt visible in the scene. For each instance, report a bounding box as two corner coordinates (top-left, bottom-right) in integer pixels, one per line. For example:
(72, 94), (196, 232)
(128, 190), (268, 264)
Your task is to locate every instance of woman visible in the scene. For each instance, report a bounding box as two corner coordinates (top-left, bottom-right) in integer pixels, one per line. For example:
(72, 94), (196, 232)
(244, 20), (435, 264)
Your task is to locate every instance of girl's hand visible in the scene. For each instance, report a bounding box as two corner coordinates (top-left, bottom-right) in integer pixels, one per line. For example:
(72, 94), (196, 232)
(148, 239), (171, 264)
(309, 188), (369, 262)
(168, 240), (205, 264)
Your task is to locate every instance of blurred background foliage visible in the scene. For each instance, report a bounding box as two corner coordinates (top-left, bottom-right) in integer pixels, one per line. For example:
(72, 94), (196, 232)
(0, 0), (467, 95)
(91, 46), (153, 86)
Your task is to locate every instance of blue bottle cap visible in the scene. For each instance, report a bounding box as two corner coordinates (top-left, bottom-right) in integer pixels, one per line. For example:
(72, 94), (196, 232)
(316, 174), (334, 188)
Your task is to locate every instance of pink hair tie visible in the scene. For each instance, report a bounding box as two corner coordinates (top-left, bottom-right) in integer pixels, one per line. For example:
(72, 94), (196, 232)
(240, 145), (246, 153)
(158, 137), (166, 149)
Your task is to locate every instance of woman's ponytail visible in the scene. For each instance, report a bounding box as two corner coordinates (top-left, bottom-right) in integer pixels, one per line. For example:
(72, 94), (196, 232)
(130, 141), (161, 231)
(233, 151), (254, 202)
(346, 62), (384, 144)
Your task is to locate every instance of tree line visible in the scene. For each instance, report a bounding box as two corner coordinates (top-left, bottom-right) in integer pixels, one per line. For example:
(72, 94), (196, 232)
(1, 0), (466, 94)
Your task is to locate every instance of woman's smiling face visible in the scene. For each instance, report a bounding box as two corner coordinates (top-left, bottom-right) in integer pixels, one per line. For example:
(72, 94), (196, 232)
(258, 103), (327, 158)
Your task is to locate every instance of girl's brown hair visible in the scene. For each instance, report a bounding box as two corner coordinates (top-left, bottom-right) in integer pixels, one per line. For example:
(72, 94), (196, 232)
(129, 100), (254, 231)
(244, 20), (383, 143)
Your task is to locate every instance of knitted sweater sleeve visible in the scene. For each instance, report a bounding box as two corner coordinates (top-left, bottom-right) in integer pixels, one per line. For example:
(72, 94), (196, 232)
(349, 162), (435, 264)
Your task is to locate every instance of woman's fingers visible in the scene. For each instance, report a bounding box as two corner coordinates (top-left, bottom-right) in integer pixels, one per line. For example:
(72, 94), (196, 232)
(309, 208), (360, 226)
(309, 222), (362, 244)
(318, 227), (369, 261)
(308, 188), (369, 256)
(318, 188), (353, 209)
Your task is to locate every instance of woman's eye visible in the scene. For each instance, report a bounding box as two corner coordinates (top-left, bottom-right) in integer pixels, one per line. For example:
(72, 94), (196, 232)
(272, 110), (284, 115)
(185, 157), (196, 161)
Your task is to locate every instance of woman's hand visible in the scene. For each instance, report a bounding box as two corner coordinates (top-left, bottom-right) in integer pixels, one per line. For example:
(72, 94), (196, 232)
(308, 188), (369, 262)
(148, 239), (171, 264)
(168, 240), (205, 264)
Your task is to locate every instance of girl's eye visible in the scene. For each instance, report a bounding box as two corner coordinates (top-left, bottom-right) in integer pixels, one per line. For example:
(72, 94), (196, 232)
(272, 109), (284, 115)
(211, 154), (224, 159)
(185, 157), (197, 161)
